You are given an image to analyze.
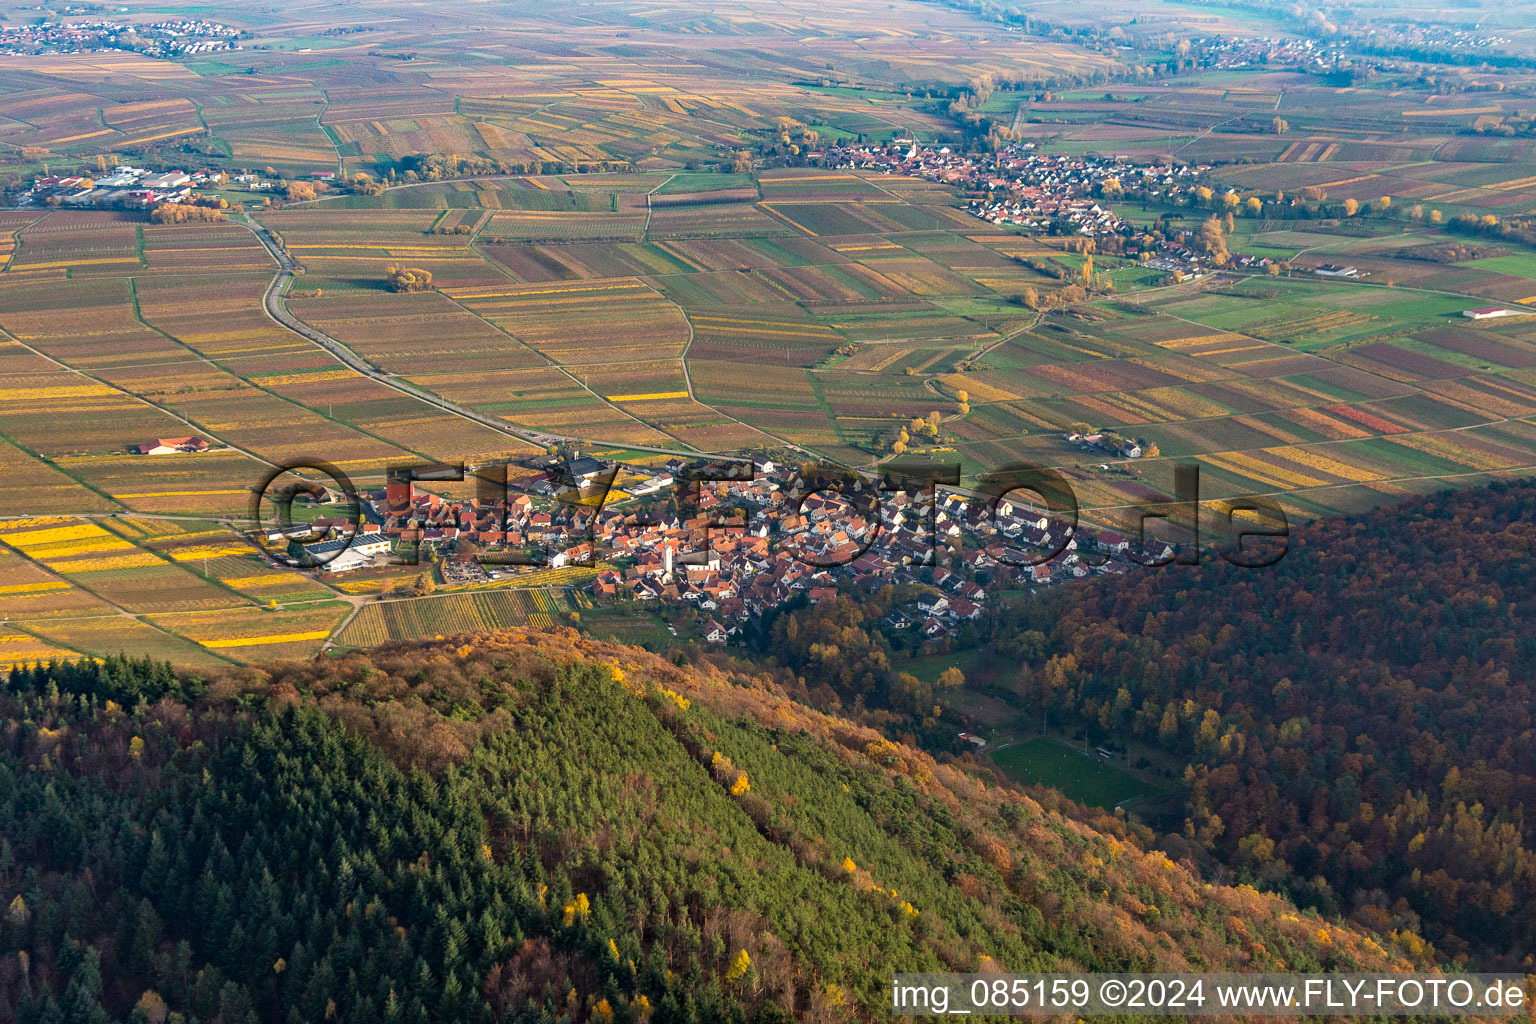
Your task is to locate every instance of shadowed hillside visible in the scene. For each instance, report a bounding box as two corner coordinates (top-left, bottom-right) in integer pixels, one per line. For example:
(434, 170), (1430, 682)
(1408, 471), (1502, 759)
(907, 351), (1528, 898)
(996, 478), (1536, 967)
(0, 630), (1445, 1022)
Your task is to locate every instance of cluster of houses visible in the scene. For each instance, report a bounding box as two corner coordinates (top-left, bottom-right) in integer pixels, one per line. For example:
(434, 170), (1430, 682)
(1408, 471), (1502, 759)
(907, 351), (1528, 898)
(832, 141), (1206, 236)
(583, 465), (1163, 642)
(1065, 431), (1143, 460)
(0, 17), (240, 57)
(231, 173), (276, 192)
(1200, 35), (1347, 70)
(340, 453), (684, 572)
(828, 141), (1255, 279)
(21, 168), (205, 210)
(286, 452), (1171, 643)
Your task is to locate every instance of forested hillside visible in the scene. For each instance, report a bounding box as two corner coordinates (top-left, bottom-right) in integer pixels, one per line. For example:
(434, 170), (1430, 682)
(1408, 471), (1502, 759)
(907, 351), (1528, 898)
(2, 633), (1428, 1023)
(1000, 479), (1536, 968)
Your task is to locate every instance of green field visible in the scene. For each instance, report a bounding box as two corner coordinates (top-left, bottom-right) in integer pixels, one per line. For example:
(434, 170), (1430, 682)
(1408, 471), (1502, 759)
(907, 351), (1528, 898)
(1467, 254), (1536, 280)
(577, 606), (677, 647)
(899, 647), (988, 684)
(992, 736), (1161, 809)
(654, 172), (756, 194)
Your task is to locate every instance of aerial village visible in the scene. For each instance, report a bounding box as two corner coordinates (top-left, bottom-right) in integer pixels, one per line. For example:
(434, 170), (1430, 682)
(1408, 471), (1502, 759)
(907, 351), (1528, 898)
(13, 163), (289, 210)
(0, 16), (241, 57)
(18, 167), (209, 210)
(259, 451), (1170, 643)
(830, 140), (1279, 278)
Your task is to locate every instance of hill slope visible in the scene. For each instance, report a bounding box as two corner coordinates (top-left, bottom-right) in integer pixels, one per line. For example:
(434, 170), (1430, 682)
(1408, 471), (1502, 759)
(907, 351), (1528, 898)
(997, 478), (1536, 967)
(1, 631), (1431, 1022)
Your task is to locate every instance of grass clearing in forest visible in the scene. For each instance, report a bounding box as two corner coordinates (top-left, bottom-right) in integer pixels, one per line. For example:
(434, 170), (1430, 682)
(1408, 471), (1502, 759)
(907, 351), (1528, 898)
(992, 736), (1161, 810)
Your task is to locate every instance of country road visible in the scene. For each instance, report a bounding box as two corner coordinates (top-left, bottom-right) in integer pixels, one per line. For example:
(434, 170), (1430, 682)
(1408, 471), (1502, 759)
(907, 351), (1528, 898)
(239, 215), (743, 463)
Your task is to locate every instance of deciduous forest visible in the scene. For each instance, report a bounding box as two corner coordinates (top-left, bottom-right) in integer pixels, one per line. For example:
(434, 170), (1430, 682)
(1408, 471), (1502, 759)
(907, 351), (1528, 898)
(996, 479), (1536, 968)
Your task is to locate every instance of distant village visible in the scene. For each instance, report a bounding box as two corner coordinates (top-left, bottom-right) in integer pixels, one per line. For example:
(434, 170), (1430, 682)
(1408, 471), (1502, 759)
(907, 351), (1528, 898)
(0, 16), (241, 57)
(257, 450), (1171, 643)
(832, 139), (1205, 233)
(829, 140), (1277, 279)
(17, 166), (212, 211)
(1200, 35), (1347, 70)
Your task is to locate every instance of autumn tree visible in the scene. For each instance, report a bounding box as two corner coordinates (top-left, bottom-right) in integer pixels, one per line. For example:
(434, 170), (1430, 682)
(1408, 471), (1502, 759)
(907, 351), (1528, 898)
(350, 172), (385, 196)
(1197, 216), (1229, 266)
(149, 203), (227, 224)
(385, 264), (435, 292)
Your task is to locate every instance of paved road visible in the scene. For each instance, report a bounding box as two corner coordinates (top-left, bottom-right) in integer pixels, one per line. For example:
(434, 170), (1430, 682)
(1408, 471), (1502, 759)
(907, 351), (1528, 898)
(240, 215), (742, 462)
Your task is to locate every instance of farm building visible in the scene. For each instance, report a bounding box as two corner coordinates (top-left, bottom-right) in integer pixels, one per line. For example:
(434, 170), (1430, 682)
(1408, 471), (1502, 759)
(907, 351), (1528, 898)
(566, 455), (608, 481)
(1463, 307), (1521, 320)
(130, 436), (209, 455)
(307, 535), (391, 573)
(141, 171), (191, 189)
(1313, 264), (1361, 278)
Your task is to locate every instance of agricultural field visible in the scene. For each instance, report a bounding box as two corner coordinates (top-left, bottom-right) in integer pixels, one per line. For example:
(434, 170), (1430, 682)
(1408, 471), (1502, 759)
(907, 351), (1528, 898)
(334, 588), (577, 647)
(147, 601), (353, 662)
(11, 164), (1536, 553)
(5, 0), (1536, 661)
(0, 0), (1114, 179)
(0, 512), (352, 664)
(13, 614), (232, 669)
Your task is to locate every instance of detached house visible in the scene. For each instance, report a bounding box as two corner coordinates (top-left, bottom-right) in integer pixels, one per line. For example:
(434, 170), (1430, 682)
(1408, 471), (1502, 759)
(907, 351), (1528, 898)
(130, 436), (210, 455)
